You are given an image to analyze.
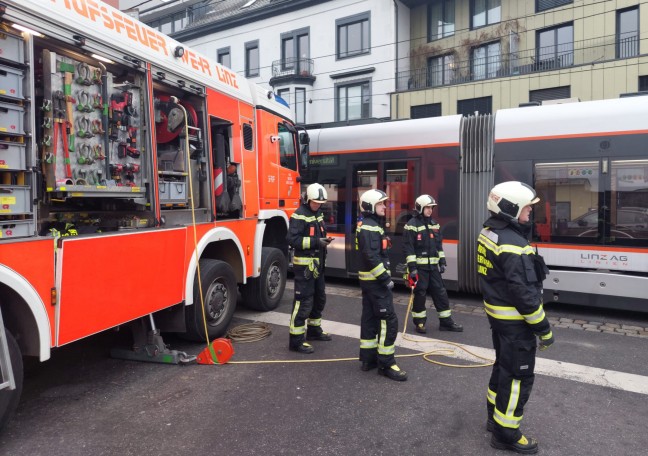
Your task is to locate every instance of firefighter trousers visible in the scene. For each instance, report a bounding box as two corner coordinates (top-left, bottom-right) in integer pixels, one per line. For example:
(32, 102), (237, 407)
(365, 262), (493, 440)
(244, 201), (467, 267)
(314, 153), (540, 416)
(289, 264), (326, 348)
(412, 267), (451, 326)
(487, 322), (536, 443)
(359, 282), (398, 368)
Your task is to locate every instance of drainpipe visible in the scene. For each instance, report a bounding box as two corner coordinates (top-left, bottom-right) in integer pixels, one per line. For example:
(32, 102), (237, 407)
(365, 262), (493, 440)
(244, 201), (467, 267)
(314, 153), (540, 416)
(393, 0), (399, 119)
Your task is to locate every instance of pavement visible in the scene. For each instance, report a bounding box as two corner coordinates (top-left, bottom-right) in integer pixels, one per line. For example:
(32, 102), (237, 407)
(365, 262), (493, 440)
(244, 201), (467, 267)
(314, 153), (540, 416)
(1, 280), (647, 456)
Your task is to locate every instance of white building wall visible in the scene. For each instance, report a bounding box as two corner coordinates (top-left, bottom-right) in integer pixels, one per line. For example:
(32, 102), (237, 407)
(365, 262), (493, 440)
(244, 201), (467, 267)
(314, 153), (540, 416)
(182, 0), (407, 124)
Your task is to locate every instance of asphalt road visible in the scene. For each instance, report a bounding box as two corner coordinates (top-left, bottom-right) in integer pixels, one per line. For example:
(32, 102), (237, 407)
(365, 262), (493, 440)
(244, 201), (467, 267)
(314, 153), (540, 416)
(1, 280), (647, 455)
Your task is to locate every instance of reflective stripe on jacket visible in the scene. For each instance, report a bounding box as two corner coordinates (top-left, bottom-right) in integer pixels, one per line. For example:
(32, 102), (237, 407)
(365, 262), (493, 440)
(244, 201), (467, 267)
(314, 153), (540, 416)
(355, 214), (391, 283)
(287, 203), (327, 260)
(403, 214), (445, 271)
(476, 216), (551, 336)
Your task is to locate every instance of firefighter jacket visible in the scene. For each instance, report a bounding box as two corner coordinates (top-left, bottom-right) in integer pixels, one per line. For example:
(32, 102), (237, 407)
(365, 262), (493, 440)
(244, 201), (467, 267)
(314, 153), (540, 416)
(288, 203), (327, 269)
(356, 213), (391, 285)
(403, 214), (446, 271)
(477, 215), (551, 336)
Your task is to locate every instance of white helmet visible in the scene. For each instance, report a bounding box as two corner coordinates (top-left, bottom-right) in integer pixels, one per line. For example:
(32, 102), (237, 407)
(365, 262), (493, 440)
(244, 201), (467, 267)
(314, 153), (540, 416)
(306, 183), (327, 203)
(360, 189), (388, 214)
(415, 194), (437, 214)
(487, 181), (540, 220)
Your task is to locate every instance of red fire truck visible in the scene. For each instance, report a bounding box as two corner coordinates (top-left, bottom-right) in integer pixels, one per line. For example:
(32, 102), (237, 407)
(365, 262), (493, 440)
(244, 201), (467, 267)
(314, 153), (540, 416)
(0, 0), (308, 428)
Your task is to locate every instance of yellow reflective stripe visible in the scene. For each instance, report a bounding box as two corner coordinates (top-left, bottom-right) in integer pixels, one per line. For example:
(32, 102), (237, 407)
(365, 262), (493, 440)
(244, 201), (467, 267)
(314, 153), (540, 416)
(479, 235), (535, 257)
(522, 305), (546, 325)
(438, 310), (451, 318)
(540, 331), (553, 341)
(302, 237), (311, 250)
(404, 224), (426, 232)
(412, 310), (426, 318)
(360, 338), (378, 349)
(377, 320), (395, 355)
(494, 409), (522, 429)
(293, 257), (315, 266)
(484, 301), (525, 321)
(358, 224), (384, 234)
(487, 388), (497, 405)
(290, 301), (306, 335)
(307, 318), (322, 327)
(416, 257), (439, 264)
(359, 263), (387, 281)
(291, 213), (317, 222)
(493, 380), (523, 429)
(438, 251), (446, 258)
(405, 255), (416, 263)
(430, 223), (440, 230)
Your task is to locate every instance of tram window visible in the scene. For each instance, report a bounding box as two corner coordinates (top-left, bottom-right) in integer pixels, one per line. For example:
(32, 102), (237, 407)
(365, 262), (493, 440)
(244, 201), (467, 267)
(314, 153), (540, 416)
(301, 183), (342, 232)
(534, 161), (600, 240)
(384, 161), (415, 236)
(610, 160), (648, 240)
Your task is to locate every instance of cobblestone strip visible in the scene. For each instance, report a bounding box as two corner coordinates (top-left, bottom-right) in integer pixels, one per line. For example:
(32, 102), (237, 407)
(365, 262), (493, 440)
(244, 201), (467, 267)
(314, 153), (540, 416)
(284, 282), (648, 338)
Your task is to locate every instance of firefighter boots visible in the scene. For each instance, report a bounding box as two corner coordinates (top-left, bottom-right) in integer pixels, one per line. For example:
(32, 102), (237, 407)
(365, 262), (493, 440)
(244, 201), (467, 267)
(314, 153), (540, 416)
(306, 331), (333, 341)
(490, 434), (538, 454)
(378, 364), (408, 381)
(360, 361), (378, 371)
(415, 323), (427, 334)
(289, 342), (314, 354)
(439, 317), (464, 332)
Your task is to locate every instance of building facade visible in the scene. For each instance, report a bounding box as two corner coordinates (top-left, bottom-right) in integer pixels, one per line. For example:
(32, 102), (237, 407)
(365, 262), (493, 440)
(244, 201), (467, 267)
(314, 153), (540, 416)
(394, 0), (648, 118)
(139, 0), (411, 126)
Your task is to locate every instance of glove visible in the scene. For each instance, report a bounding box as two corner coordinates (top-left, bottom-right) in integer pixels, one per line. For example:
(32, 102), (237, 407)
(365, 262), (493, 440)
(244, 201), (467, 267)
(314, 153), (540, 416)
(386, 280), (394, 290)
(318, 237), (332, 247)
(408, 270), (418, 288)
(439, 265), (446, 274)
(538, 332), (555, 351)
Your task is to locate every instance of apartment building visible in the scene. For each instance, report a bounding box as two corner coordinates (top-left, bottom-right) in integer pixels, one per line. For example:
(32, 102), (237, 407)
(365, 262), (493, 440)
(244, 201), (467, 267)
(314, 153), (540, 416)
(139, 0), (411, 125)
(395, 0), (648, 118)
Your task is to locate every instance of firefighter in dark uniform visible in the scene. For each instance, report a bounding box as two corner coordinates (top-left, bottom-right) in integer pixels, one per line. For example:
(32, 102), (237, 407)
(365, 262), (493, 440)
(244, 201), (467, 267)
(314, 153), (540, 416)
(477, 181), (554, 455)
(287, 183), (333, 354)
(356, 189), (407, 381)
(404, 194), (463, 334)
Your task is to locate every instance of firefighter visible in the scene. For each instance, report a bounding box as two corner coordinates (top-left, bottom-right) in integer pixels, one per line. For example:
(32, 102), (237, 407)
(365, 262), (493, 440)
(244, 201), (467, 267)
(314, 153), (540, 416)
(356, 189), (407, 381)
(404, 194), (463, 334)
(287, 183), (334, 354)
(477, 181), (554, 454)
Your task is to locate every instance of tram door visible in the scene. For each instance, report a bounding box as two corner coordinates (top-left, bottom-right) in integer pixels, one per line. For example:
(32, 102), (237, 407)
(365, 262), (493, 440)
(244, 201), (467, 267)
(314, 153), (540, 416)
(348, 160), (418, 277)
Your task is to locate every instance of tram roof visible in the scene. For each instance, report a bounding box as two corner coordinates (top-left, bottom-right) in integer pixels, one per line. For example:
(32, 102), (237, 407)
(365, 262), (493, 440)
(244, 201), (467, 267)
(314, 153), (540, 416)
(308, 115), (463, 154)
(495, 96), (648, 142)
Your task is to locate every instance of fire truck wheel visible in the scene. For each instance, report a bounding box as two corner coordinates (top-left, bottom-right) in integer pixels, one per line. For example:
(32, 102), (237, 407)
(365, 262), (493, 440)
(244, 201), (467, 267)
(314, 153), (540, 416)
(0, 328), (23, 431)
(241, 247), (287, 312)
(184, 259), (237, 341)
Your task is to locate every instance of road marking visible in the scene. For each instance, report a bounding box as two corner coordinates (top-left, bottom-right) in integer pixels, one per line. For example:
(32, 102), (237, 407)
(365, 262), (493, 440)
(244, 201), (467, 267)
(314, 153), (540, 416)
(237, 309), (648, 396)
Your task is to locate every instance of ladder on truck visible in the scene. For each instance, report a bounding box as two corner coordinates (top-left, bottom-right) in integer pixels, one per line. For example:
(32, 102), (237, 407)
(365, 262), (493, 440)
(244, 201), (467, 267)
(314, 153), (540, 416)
(0, 309), (16, 392)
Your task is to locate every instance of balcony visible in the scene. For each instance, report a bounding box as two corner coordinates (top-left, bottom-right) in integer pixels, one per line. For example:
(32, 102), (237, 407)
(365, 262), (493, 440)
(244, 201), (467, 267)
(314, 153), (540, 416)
(397, 35), (639, 92)
(269, 58), (316, 87)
